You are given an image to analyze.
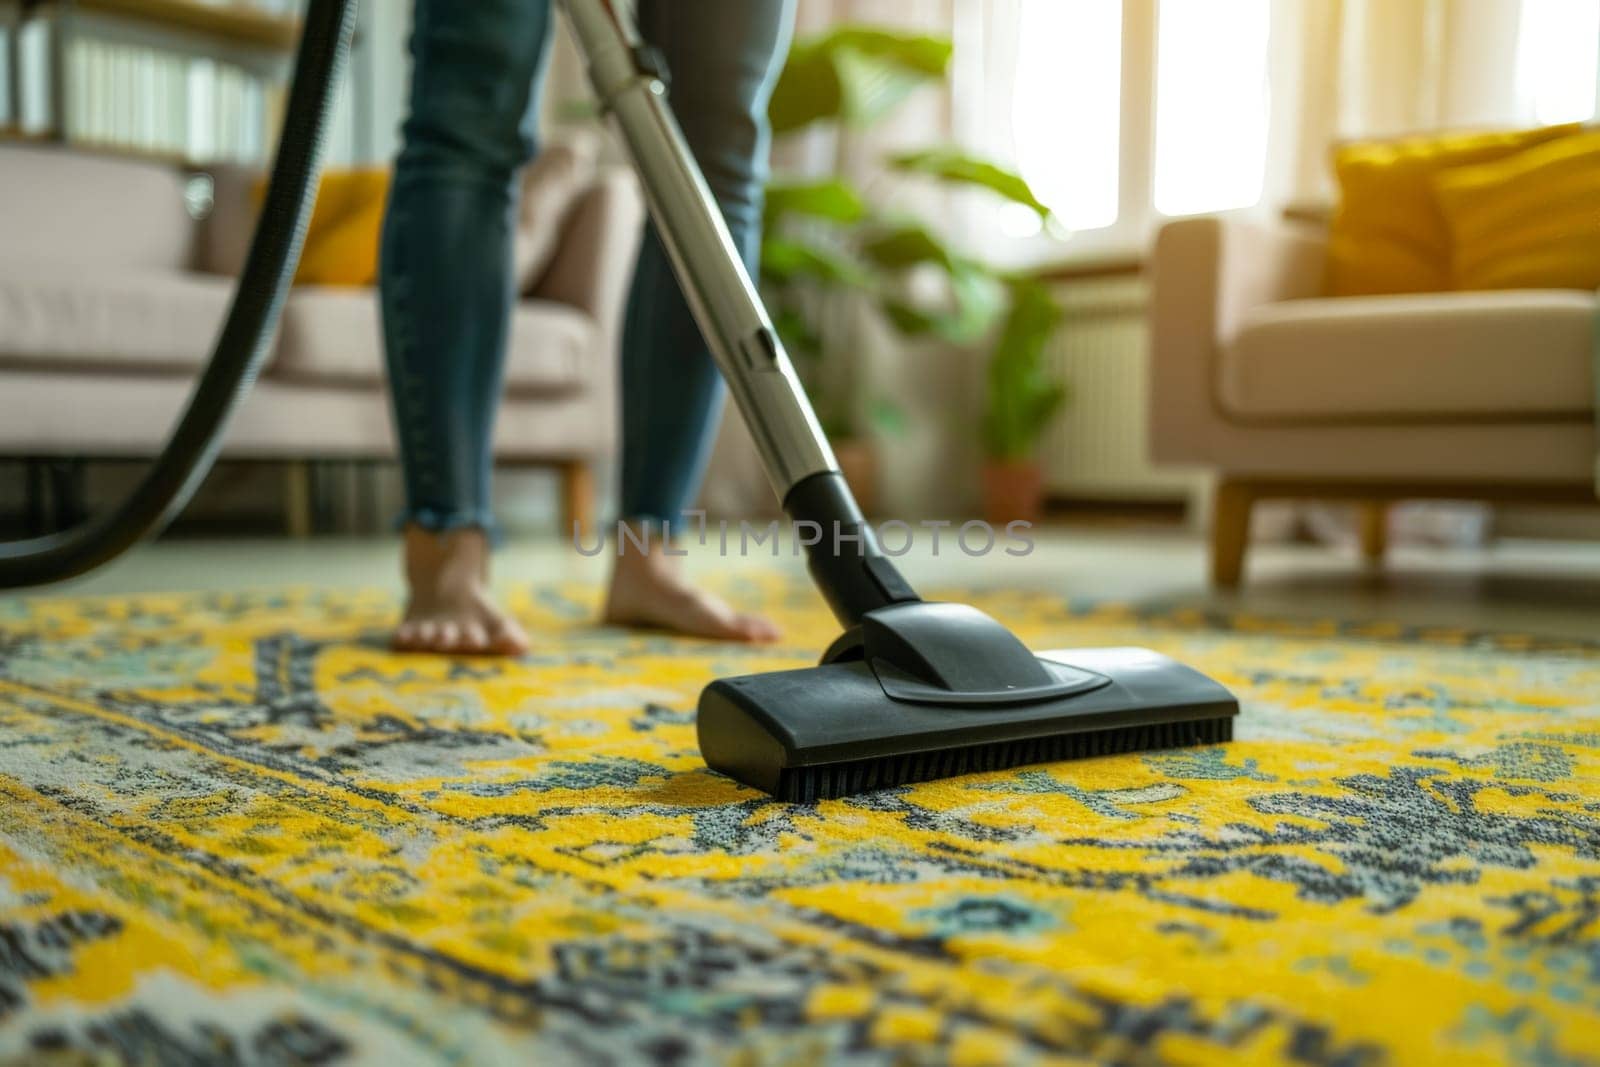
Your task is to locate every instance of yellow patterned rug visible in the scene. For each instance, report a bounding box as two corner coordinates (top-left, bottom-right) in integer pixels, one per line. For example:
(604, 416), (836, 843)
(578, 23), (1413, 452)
(0, 580), (1597, 1066)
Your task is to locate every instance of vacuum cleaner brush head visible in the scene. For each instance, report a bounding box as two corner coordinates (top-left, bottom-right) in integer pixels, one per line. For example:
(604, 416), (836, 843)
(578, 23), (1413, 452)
(698, 603), (1238, 802)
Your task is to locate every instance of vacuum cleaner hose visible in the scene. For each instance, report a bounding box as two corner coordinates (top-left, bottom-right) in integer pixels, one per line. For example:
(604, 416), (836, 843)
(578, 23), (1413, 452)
(0, 0), (357, 589)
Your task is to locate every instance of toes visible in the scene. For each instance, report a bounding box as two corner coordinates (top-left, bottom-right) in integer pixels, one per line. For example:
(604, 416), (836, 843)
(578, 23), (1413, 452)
(437, 621), (462, 651)
(602, 572), (781, 644)
(413, 619), (440, 649)
(396, 608), (528, 657)
(696, 603), (772, 644)
(738, 614), (782, 644)
(393, 622), (418, 651)
(459, 621), (490, 653)
(675, 596), (742, 641)
(490, 618), (533, 655)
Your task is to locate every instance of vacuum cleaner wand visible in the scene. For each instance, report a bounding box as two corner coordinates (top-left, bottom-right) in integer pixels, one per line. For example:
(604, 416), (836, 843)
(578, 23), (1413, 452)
(561, 0), (918, 628)
(564, 0), (1238, 801)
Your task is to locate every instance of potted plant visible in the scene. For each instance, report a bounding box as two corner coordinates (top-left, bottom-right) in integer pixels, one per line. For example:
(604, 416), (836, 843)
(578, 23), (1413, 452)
(760, 27), (1061, 515)
(980, 279), (1068, 526)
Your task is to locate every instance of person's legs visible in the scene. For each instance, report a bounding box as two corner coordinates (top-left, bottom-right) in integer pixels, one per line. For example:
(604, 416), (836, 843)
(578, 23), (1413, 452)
(602, 0), (796, 642)
(381, 0), (552, 653)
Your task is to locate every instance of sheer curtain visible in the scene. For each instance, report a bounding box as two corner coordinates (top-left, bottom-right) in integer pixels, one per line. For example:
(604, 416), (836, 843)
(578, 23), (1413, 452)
(1282, 0), (1535, 201)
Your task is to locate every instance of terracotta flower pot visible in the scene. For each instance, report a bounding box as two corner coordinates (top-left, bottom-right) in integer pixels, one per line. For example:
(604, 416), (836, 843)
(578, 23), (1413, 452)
(982, 459), (1043, 528)
(832, 437), (878, 517)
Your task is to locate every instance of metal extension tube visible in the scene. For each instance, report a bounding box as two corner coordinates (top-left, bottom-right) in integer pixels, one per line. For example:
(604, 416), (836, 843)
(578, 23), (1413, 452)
(560, 0), (836, 497)
(562, 0), (921, 628)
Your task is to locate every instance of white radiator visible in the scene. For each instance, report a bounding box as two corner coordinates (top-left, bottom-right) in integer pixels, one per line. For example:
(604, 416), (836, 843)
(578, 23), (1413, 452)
(1040, 275), (1204, 502)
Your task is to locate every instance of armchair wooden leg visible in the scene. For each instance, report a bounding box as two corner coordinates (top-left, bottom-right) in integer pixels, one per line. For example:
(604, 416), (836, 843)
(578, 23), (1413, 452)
(1357, 500), (1388, 565)
(558, 458), (595, 539)
(1211, 479), (1254, 589)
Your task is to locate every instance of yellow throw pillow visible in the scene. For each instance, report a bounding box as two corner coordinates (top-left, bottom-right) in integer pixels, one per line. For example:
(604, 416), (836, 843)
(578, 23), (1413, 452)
(1433, 129), (1600, 291)
(253, 169), (390, 287)
(1325, 123), (1580, 296)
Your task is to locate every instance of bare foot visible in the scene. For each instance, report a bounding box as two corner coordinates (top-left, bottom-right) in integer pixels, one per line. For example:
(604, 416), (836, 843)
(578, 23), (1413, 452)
(602, 526), (780, 643)
(393, 526), (531, 655)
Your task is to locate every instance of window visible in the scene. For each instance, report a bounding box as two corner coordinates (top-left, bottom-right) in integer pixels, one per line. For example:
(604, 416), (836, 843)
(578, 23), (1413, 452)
(1153, 0), (1271, 217)
(1516, 0), (1600, 124)
(1010, 0), (1123, 232)
(1004, 0), (1273, 248)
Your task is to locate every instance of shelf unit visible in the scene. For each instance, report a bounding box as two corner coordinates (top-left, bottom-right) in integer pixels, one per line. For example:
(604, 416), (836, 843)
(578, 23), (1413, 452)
(61, 0), (298, 51)
(3, 0), (300, 162)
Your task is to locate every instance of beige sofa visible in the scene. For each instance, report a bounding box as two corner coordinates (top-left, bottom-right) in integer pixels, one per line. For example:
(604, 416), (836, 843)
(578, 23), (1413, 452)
(0, 143), (645, 534)
(1150, 215), (1597, 587)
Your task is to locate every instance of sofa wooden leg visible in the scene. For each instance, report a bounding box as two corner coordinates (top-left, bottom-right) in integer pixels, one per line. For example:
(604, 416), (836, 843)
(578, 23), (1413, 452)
(46, 459), (87, 531)
(24, 459), (47, 537)
(1357, 500), (1388, 565)
(1211, 480), (1253, 589)
(284, 461), (313, 539)
(559, 459), (595, 540)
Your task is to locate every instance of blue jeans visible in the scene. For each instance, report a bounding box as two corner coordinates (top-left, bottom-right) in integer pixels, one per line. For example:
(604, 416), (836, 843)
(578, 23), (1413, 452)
(380, 0), (794, 537)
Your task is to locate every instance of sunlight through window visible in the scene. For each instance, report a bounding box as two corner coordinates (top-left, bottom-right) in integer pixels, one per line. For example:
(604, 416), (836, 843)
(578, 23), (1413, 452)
(1517, 0), (1600, 124)
(1153, 0), (1271, 217)
(1010, 0), (1123, 232)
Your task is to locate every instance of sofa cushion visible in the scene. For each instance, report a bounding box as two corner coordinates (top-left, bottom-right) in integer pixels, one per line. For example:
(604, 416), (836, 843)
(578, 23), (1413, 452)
(281, 169), (390, 287)
(1434, 129), (1600, 291)
(272, 287), (593, 394)
(201, 165), (392, 286)
(202, 132), (602, 293)
(0, 145), (199, 272)
(0, 266), (234, 372)
(200, 163), (263, 277)
(1220, 289), (1595, 420)
(514, 136), (600, 296)
(1325, 124), (1580, 297)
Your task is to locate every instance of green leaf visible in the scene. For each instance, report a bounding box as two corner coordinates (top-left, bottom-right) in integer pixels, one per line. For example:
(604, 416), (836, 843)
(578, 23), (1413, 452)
(982, 280), (1070, 460)
(860, 222), (957, 272)
(868, 397), (909, 437)
(763, 179), (867, 230)
(769, 28), (953, 134)
(996, 279), (1065, 354)
(760, 237), (868, 287)
(878, 259), (1004, 344)
(770, 52), (842, 134)
(770, 307), (821, 358)
(939, 264), (1006, 344)
(819, 413), (856, 439)
(890, 149), (1051, 217)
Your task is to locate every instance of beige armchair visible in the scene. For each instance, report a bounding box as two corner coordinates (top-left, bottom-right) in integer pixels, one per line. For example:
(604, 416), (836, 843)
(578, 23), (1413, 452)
(1149, 215), (1596, 587)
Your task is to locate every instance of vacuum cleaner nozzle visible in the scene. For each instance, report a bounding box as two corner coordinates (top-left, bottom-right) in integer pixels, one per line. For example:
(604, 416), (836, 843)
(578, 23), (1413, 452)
(697, 602), (1238, 801)
(545, 9), (1240, 804)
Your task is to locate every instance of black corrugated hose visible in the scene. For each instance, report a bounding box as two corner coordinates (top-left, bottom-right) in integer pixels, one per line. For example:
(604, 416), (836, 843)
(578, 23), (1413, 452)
(0, 0), (357, 588)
